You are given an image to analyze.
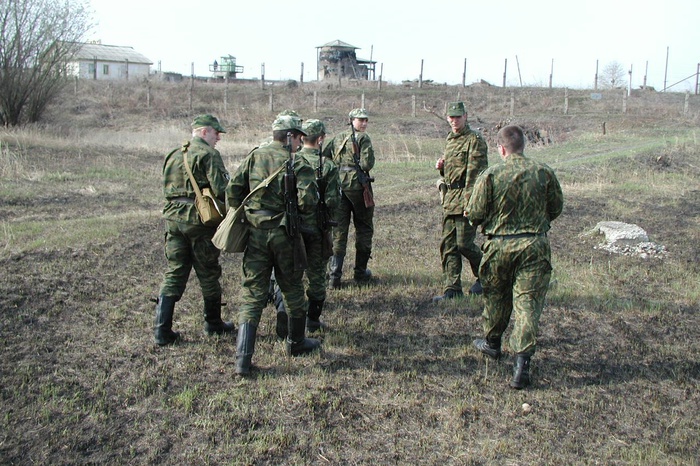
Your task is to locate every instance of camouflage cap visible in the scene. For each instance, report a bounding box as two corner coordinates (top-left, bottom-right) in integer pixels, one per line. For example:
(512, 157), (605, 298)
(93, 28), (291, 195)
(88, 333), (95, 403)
(446, 102), (466, 117)
(276, 109), (301, 118)
(302, 119), (326, 138)
(272, 115), (306, 135)
(191, 114), (226, 133)
(349, 108), (369, 119)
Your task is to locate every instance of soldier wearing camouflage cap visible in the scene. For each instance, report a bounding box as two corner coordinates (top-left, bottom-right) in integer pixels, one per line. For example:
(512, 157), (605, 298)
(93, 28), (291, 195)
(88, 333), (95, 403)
(226, 112), (321, 376)
(433, 102), (488, 303)
(468, 125), (563, 389)
(322, 108), (375, 288)
(272, 119), (340, 336)
(154, 114), (234, 346)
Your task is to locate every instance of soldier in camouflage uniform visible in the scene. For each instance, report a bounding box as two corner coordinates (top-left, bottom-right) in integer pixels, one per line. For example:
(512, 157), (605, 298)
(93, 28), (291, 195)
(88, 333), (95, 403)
(226, 114), (321, 376)
(468, 125), (564, 389)
(322, 108), (375, 288)
(433, 102), (488, 302)
(274, 119), (340, 336)
(154, 114), (234, 346)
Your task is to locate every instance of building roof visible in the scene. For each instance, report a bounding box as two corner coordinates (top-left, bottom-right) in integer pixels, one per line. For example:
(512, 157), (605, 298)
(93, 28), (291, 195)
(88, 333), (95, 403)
(317, 40), (359, 50)
(72, 43), (152, 64)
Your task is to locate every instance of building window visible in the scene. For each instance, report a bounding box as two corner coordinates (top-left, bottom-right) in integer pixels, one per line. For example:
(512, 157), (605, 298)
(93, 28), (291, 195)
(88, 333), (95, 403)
(103, 64), (109, 75)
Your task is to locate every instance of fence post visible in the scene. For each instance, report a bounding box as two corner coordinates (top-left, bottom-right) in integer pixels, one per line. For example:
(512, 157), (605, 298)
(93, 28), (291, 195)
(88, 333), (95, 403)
(510, 91), (515, 116)
(268, 88), (274, 113)
(684, 91), (690, 115)
(314, 91), (318, 113)
(412, 95), (416, 117)
(564, 88), (569, 115)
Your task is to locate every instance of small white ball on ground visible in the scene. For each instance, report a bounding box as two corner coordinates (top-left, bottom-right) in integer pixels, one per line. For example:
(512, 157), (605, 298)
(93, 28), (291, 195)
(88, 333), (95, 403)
(521, 403), (532, 414)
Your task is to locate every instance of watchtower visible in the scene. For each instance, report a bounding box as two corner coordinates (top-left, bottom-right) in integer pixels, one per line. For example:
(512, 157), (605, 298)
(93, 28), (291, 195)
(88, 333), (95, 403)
(210, 55), (244, 79)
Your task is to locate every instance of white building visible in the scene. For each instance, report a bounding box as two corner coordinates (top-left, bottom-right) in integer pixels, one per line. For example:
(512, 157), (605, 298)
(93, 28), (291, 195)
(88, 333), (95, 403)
(68, 42), (152, 80)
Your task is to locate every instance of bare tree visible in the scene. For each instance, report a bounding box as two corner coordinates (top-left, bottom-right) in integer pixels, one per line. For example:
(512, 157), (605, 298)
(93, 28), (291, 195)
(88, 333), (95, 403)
(600, 61), (626, 89)
(0, 0), (92, 126)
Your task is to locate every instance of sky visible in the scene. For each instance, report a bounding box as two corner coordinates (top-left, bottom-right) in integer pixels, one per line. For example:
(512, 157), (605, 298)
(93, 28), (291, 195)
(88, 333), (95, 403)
(85, 0), (699, 91)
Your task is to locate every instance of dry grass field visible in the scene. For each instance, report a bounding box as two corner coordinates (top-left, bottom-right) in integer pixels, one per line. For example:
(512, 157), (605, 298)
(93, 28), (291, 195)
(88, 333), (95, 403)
(1, 79), (699, 465)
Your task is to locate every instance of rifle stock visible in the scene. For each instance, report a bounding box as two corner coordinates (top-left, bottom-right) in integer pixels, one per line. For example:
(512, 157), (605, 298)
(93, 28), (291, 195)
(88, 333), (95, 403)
(349, 119), (375, 208)
(284, 132), (308, 271)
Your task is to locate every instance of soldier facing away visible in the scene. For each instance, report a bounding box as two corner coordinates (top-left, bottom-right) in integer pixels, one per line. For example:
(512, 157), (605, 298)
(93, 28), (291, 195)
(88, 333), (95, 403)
(274, 119), (340, 336)
(154, 114), (235, 346)
(226, 114), (321, 376)
(433, 101), (488, 302)
(468, 125), (564, 389)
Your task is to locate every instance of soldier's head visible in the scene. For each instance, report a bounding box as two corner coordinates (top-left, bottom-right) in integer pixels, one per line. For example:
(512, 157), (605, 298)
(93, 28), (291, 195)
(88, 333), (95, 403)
(496, 125), (525, 158)
(191, 114), (226, 148)
(446, 101), (467, 133)
(349, 108), (369, 132)
(272, 114), (306, 148)
(302, 119), (326, 147)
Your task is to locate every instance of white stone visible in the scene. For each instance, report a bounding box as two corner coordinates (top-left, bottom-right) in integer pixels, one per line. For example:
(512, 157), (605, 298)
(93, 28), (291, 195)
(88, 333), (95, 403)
(594, 221), (649, 246)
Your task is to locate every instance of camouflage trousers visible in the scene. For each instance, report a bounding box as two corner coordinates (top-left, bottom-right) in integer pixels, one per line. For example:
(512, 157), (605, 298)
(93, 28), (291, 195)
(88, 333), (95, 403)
(303, 231), (330, 302)
(238, 226), (306, 326)
(439, 215), (482, 293)
(479, 235), (552, 355)
(332, 189), (374, 258)
(159, 220), (221, 300)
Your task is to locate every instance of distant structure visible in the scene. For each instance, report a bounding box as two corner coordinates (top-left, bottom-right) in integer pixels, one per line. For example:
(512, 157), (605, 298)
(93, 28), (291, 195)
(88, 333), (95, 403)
(67, 41), (152, 80)
(209, 55), (244, 79)
(316, 40), (376, 81)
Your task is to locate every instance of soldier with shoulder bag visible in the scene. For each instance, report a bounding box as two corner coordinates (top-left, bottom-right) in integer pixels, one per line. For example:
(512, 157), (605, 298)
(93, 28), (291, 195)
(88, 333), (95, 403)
(153, 114), (235, 346)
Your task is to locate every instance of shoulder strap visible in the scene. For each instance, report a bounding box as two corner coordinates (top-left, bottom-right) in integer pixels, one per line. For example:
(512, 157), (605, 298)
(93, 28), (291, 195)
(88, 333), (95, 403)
(182, 144), (204, 200)
(239, 164), (286, 208)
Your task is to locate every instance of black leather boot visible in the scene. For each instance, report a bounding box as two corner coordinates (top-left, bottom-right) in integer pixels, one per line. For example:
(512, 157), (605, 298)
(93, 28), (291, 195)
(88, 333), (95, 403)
(306, 299), (325, 333)
(328, 255), (344, 289)
(431, 289), (464, 303)
(235, 322), (257, 376)
(203, 296), (235, 336)
(353, 251), (372, 282)
(273, 286), (288, 339)
(510, 353), (532, 389)
(473, 335), (502, 360)
(286, 317), (321, 357)
(154, 295), (180, 346)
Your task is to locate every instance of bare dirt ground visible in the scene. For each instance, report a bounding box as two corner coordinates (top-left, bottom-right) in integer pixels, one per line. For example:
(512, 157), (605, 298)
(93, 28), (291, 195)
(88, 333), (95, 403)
(1, 83), (699, 464)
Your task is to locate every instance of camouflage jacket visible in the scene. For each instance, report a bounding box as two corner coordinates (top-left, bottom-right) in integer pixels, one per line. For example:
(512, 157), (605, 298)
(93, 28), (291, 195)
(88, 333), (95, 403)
(440, 124), (488, 216)
(162, 136), (229, 225)
(467, 152), (564, 236)
(226, 141), (318, 230)
(298, 147), (341, 232)
(322, 130), (374, 191)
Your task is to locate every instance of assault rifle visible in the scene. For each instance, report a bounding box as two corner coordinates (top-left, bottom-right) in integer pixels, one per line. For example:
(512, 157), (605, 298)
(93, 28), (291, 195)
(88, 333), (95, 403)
(316, 142), (337, 259)
(284, 133), (308, 271)
(349, 118), (375, 208)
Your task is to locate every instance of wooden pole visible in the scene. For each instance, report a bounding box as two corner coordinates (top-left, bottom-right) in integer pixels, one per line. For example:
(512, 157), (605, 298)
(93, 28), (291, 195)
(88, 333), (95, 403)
(502, 58), (507, 88)
(549, 59), (554, 89)
(462, 58), (467, 88)
(261, 63), (265, 90)
(419, 59), (424, 89)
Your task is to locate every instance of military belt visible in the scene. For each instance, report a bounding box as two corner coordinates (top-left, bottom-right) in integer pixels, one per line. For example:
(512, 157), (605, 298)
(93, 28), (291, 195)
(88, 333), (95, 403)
(248, 209), (279, 216)
(487, 233), (545, 240)
(447, 181), (465, 189)
(171, 196), (194, 204)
